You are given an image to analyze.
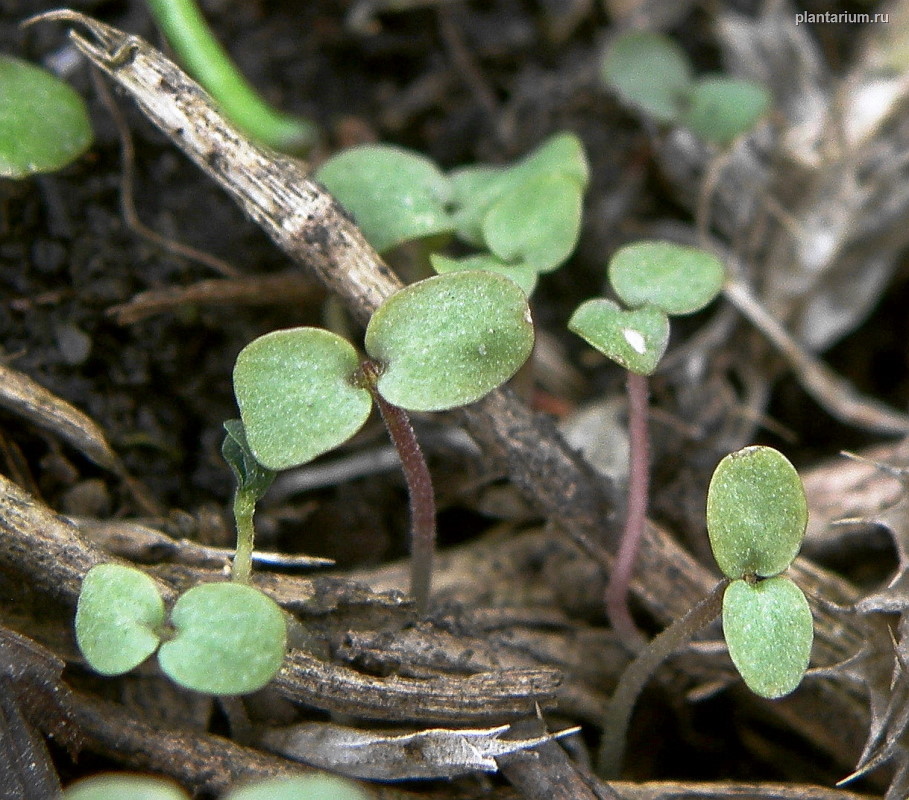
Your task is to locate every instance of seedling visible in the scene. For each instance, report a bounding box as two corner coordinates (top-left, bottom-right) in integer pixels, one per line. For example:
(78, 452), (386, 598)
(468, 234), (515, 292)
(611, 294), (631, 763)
(601, 30), (771, 145)
(75, 426), (286, 695)
(63, 773), (367, 800)
(598, 445), (814, 776)
(145, 0), (317, 153)
(569, 240), (724, 642)
(232, 270), (534, 612)
(315, 133), (589, 294)
(0, 54), (92, 178)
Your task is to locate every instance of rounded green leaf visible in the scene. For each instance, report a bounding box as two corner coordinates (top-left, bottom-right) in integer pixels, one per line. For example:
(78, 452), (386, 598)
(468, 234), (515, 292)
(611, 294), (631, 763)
(449, 133), (588, 247)
(224, 775), (368, 800)
(64, 773), (190, 800)
(681, 76), (771, 145)
(430, 253), (539, 296)
(75, 564), (164, 676)
(600, 31), (693, 122)
(483, 173), (584, 272)
(568, 299), (669, 375)
(707, 446), (808, 579)
(608, 240), (725, 316)
(723, 576), (813, 699)
(365, 271), (534, 411)
(233, 328), (372, 470)
(158, 582), (286, 695)
(0, 55), (93, 178)
(315, 144), (455, 253)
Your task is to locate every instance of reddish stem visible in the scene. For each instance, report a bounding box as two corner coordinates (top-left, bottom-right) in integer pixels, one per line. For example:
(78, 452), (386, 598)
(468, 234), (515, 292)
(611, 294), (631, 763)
(361, 361), (436, 614)
(606, 371), (650, 646)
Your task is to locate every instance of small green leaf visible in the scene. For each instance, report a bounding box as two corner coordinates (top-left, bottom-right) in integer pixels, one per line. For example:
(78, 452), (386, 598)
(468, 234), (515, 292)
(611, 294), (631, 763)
(568, 299), (669, 375)
(315, 144), (455, 253)
(707, 446), (808, 579)
(0, 55), (93, 179)
(722, 576), (813, 699)
(600, 31), (693, 122)
(608, 240), (725, 316)
(681, 76), (771, 145)
(63, 773), (190, 800)
(365, 271), (534, 411)
(222, 419), (275, 499)
(223, 775), (368, 800)
(157, 582), (286, 695)
(449, 133), (588, 247)
(430, 253), (539, 295)
(233, 328), (372, 470)
(448, 165), (508, 246)
(483, 173), (584, 272)
(75, 565), (164, 677)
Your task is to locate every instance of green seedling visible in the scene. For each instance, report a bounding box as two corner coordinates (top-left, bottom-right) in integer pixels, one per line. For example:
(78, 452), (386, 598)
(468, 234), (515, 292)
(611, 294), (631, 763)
(598, 445), (813, 776)
(64, 773), (190, 800)
(316, 133), (589, 294)
(224, 775), (367, 800)
(63, 773), (367, 800)
(233, 270), (534, 612)
(145, 0), (317, 153)
(0, 54), (92, 178)
(222, 419), (275, 583)
(569, 240), (724, 642)
(601, 30), (771, 145)
(75, 564), (287, 695)
(708, 446), (813, 699)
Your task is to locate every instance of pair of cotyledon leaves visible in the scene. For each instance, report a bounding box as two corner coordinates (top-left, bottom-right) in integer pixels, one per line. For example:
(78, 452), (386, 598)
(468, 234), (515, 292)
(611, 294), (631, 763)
(706, 446), (813, 699)
(0, 55), (93, 179)
(233, 270), (534, 471)
(315, 132), (588, 295)
(568, 240), (725, 375)
(63, 773), (365, 800)
(75, 564), (286, 696)
(601, 31), (771, 146)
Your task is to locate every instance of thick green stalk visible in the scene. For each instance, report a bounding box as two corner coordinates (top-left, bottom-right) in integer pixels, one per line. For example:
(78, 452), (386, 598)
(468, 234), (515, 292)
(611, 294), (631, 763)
(231, 488), (256, 584)
(146, 0), (317, 153)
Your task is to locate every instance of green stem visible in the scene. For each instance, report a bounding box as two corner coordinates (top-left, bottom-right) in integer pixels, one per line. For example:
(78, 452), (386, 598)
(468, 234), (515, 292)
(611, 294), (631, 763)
(145, 0), (317, 153)
(231, 488), (256, 584)
(598, 578), (728, 778)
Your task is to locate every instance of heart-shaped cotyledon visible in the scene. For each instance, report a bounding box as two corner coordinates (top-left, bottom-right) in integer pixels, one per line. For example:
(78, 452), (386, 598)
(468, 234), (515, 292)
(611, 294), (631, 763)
(568, 299), (669, 376)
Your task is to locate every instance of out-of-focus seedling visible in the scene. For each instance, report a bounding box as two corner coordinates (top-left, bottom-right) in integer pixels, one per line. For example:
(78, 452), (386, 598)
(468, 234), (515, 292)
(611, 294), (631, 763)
(233, 270), (534, 612)
(223, 775), (368, 800)
(316, 133), (589, 294)
(601, 30), (771, 145)
(569, 241), (724, 642)
(598, 445), (813, 777)
(63, 773), (190, 800)
(62, 772), (368, 800)
(145, 0), (317, 152)
(0, 54), (92, 178)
